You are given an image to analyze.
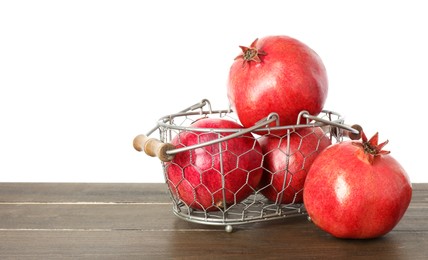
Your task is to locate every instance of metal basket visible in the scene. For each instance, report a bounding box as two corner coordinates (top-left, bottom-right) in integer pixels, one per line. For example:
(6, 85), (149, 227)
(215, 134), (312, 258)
(133, 99), (360, 232)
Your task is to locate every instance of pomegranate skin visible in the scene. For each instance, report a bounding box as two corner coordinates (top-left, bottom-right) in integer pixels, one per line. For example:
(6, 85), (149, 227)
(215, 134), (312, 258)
(228, 35), (328, 128)
(259, 127), (331, 204)
(303, 140), (412, 239)
(165, 118), (263, 211)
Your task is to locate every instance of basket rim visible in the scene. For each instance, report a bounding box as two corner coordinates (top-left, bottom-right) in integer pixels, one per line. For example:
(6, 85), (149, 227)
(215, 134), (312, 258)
(155, 109), (346, 133)
(143, 100), (359, 157)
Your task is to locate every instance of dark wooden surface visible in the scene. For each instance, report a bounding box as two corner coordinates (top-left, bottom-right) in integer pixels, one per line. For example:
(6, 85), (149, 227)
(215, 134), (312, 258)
(0, 183), (427, 259)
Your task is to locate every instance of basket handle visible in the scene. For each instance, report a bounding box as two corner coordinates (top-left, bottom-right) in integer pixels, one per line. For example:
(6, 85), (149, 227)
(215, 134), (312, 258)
(133, 135), (175, 162)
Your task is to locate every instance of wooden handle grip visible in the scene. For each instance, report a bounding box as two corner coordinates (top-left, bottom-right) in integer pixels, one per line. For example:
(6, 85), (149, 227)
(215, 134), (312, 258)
(133, 134), (175, 162)
(347, 124), (363, 140)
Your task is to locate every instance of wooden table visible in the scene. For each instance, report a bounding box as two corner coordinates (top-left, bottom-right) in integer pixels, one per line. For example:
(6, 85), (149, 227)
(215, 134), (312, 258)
(0, 183), (427, 259)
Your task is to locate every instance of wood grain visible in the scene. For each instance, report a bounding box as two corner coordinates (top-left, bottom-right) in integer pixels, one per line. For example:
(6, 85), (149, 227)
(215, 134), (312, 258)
(0, 183), (427, 259)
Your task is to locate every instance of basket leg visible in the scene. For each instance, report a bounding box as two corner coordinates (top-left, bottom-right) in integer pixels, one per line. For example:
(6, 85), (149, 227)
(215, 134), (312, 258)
(225, 225), (233, 233)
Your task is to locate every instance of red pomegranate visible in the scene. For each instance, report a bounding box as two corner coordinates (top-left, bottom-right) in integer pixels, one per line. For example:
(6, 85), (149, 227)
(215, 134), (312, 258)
(303, 131), (412, 239)
(166, 118), (263, 211)
(259, 127), (331, 204)
(227, 35), (328, 129)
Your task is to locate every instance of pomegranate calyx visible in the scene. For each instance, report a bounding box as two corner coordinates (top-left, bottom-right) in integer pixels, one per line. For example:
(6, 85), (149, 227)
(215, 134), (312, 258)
(356, 131), (390, 164)
(234, 38), (266, 66)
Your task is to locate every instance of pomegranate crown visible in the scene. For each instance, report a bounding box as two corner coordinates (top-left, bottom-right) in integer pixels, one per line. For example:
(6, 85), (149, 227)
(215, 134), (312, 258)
(234, 38), (266, 66)
(355, 130), (390, 164)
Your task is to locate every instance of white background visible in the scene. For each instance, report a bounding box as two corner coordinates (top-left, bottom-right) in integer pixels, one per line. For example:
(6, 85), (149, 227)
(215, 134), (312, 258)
(1, 0), (427, 183)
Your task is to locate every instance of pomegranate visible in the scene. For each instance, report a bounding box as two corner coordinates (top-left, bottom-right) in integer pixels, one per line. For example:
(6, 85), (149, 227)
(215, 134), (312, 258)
(303, 131), (412, 239)
(227, 35), (328, 129)
(165, 118), (263, 211)
(259, 127), (331, 204)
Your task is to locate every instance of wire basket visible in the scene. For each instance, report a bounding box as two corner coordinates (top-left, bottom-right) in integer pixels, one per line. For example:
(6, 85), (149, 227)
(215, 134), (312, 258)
(133, 99), (360, 232)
